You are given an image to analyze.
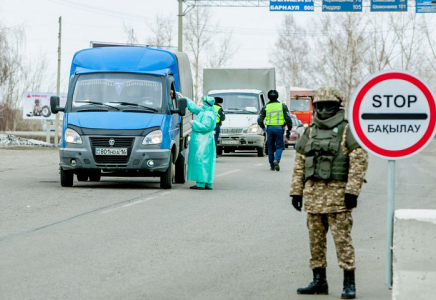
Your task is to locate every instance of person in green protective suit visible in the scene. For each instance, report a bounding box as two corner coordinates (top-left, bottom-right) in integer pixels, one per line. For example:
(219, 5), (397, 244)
(186, 95), (219, 190)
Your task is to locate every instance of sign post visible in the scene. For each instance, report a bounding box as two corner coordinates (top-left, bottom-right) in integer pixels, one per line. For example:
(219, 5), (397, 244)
(349, 70), (436, 288)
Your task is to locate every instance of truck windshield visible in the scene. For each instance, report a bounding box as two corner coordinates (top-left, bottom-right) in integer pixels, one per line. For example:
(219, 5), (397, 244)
(72, 73), (163, 112)
(290, 99), (311, 112)
(210, 93), (259, 114)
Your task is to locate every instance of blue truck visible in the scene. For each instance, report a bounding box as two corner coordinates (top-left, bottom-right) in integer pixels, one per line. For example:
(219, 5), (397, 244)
(50, 46), (194, 189)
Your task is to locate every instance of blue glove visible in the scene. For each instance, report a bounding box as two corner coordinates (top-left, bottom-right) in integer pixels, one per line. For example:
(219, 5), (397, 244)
(262, 128), (267, 133)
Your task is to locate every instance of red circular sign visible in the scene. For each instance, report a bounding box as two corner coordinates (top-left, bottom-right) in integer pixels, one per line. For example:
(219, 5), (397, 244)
(350, 70), (436, 159)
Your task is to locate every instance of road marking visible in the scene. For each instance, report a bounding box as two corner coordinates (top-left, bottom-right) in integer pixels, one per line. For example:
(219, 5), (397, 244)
(255, 163), (264, 166)
(160, 191), (172, 196)
(0, 189), (176, 243)
(122, 197), (156, 208)
(217, 169), (241, 177)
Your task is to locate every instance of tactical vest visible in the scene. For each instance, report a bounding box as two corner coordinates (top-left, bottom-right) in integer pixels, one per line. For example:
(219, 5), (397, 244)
(265, 102), (285, 126)
(213, 104), (221, 123)
(296, 121), (349, 182)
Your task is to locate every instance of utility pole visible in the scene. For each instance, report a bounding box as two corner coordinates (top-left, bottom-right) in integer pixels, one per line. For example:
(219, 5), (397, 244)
(54, 16), (62, 146)
(178, 0), (183, 52)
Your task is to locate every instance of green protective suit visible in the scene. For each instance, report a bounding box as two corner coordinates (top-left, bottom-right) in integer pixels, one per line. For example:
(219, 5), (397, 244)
(186, 97), (218, 186)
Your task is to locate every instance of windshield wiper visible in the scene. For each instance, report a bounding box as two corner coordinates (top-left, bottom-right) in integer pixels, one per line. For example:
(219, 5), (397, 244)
(109, 101), (158, 113)
(75, 100), (120, 110)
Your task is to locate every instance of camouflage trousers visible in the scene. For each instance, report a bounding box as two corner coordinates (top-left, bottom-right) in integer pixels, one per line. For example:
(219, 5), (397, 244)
(307, 212), (355, 271)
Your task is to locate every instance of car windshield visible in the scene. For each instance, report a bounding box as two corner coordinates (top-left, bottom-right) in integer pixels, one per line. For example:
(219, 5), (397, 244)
(210, 93), (260, 114)
(290, 99), (311, 112)
(72, 73), (163, 111)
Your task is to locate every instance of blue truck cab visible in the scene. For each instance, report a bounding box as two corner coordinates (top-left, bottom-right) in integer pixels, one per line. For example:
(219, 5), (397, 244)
(50, 46), (194, 189)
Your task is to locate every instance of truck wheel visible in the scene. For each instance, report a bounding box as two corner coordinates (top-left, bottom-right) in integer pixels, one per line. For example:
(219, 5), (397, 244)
(89, 170), (101, 182)
(257, 147), (265, 157)
(60, 168), (74, 187)
(42, 106), (51, 118)
(175, 153), (186, 184)
(160, 154), (173, 189)
(217, 146), (223, 156)
(77, 172), (89, 182)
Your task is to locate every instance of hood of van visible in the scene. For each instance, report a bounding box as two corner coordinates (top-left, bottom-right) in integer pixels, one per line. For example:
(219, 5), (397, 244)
(67, 112), (164, 129)
(221, 114), (258, 128)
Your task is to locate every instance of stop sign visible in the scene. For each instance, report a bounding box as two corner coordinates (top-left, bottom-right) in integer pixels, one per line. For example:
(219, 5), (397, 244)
(349, 70), (436, 160)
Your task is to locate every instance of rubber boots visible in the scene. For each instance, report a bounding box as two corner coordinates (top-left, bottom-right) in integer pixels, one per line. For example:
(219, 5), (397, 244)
(341, 270), (356, 299)
(297, 268), (329, 295)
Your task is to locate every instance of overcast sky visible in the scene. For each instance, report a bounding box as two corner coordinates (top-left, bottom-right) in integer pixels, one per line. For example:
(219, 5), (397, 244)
(1, 0), (305, 92)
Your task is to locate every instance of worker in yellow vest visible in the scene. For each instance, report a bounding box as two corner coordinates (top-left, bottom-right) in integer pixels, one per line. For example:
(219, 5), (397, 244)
(213, 97), (226, 154)
(257, 90), (293, 171)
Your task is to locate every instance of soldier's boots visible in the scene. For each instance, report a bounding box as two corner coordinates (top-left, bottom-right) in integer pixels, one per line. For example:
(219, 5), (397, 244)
(297, 268), (329, 295)
(341, 270), (356, 299)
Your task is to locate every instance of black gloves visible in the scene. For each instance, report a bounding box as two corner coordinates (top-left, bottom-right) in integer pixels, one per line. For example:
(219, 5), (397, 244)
(286, 130), (291, 138)
(291, 195), (303, 211)
(345, 193), (358, 209)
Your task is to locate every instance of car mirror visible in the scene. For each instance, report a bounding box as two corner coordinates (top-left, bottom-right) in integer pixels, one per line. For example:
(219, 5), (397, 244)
(50, 96), (64, 114)
(171, 98), (187, 116)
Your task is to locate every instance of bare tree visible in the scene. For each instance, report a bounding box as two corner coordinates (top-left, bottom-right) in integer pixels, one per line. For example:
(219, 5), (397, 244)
(0, 23), (53, 131)
(389, 12), (426, 72)
(364, 13), (398, 74)
(313, 13), (370, 109)
(206, 32), (236, 68)
(123, 23), (139, 45)
(421, 15), (436, 87)
(146, 14), (176, 48)
(270, 15), (312, 87)
(184, 6), (215, 103)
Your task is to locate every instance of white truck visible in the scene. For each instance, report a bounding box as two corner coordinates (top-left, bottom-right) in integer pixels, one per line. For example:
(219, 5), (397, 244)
(203, 68), (276, 157)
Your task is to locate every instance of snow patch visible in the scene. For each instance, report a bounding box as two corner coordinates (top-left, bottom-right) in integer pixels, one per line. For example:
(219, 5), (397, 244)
(0, 133), (55, 147)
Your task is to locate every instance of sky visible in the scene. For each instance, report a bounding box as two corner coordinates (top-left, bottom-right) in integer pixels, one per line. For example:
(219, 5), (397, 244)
(1, 0), (302, 93)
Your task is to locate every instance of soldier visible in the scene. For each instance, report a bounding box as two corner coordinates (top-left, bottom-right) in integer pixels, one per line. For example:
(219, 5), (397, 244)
(289, 86), (368, 299)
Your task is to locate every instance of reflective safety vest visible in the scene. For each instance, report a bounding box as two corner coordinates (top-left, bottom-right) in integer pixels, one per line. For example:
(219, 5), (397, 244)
(265, 102), (285, 126)
(296, 121), (349, 182)
(213, 104), (221, 123)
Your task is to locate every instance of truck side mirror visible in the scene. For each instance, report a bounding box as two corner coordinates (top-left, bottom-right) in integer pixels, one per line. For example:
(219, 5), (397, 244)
(171, 98), (187, 116)
(177, 98), (187, 116)
(50, 96), (64, 114)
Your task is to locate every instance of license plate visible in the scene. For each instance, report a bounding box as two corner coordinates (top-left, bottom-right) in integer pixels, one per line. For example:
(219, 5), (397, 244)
(222, 140), (239, 145)
(95, 148), (128, 156)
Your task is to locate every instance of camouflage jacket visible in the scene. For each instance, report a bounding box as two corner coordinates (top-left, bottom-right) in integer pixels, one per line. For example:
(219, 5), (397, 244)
(289, 115), (368, 214)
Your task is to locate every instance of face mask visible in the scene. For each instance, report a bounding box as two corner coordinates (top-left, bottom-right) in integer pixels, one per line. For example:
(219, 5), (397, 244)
(315, 102), (338, 119)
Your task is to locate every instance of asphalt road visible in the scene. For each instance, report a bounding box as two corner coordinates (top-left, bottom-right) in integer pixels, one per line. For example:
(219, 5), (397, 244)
(1, 144), (436, 300)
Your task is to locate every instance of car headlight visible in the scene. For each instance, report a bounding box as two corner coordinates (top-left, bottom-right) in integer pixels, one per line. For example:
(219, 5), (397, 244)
(142, 130), (163, 145)
(65, 128), (82, 144)
(247, 124), (261, 134)
(303, 124), (309, 128)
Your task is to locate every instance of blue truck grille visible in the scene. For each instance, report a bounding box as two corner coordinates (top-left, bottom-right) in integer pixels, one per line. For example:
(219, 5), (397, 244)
(90, 137), (135, 165)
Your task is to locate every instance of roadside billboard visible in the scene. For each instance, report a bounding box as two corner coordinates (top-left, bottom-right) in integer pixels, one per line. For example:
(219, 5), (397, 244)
(22, 92), (66, 120)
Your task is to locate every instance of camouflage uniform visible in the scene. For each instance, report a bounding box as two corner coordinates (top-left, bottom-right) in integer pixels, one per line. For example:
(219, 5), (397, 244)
(290, 88), (368, 272)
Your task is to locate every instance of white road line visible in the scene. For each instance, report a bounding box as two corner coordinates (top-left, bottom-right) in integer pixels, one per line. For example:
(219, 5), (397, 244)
(160, 191), (172, 196)
(255, 164), (264, 166)
(101, 207), (123, 214)
(122, 197), (156, 208)
(217, 169), (241, 177)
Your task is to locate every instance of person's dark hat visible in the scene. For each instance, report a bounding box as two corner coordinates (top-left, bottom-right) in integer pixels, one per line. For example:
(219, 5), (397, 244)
(214, 97), (223, 104)
(268, 90), (279, 100)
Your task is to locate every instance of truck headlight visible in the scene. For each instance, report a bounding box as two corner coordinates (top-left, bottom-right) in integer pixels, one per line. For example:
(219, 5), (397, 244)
(247, 124), (261, 134)
(65, 128), (82, 144)
(142, 130), (162, 145)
